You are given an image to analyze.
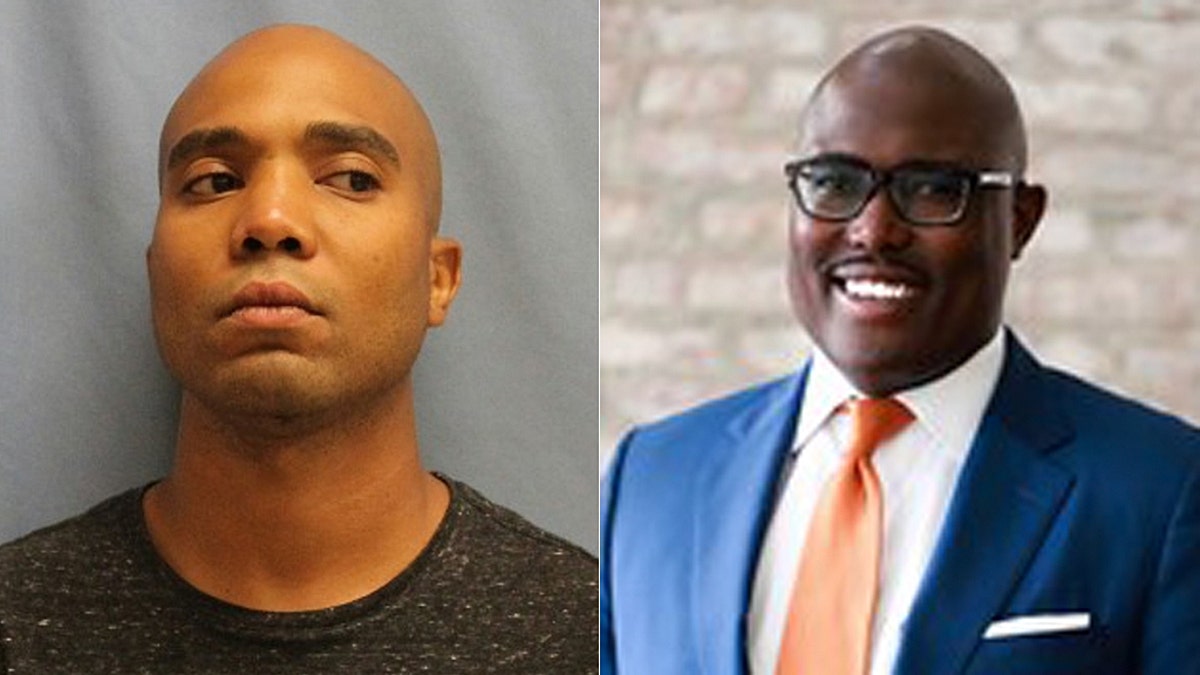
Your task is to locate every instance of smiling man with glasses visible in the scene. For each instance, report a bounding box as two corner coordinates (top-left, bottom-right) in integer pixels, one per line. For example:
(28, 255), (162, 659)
(602, 25), (1200, 675)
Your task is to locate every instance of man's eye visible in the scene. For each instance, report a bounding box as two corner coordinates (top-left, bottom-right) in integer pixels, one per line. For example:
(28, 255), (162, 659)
(812, 173), (856, 194)
(806, 167), (864, 197)
(904, 174), (966, 202)
(184, 173), (244, 196)
(324, 170), (381, 193)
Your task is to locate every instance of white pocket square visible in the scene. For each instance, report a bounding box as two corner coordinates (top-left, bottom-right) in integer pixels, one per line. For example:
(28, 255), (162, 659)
(982, 613), (1091, 640)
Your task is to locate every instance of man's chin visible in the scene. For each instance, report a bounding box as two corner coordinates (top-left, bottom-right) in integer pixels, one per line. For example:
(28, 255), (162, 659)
(823, 337), (932, 396)
(189, 362), (332, 421)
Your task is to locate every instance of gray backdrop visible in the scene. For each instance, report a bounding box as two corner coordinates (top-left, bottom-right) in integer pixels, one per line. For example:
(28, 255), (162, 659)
(0, 1), (597, 551)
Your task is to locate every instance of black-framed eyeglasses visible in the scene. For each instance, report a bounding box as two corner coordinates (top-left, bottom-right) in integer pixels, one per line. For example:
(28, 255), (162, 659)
(784, 153), (1017, 226)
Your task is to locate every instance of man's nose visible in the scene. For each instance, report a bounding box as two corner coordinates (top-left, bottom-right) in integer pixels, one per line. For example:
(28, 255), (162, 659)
(845, 188), (913, 252)
(230, 166), (317, 260)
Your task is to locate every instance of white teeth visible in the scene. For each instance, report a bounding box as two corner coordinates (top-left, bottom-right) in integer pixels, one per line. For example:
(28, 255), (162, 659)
(843, 279), (914, 300)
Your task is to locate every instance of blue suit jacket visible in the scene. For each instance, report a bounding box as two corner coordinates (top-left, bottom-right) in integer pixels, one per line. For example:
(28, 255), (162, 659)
(601, 335), (1200, 674)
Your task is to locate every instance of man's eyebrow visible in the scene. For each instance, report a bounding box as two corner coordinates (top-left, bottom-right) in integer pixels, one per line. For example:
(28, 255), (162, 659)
(305, 121), (401, 166)
(164, 126), (249, 173)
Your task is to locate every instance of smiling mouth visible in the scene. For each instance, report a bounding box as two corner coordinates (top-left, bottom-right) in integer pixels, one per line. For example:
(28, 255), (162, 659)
(841, 278), (917, 301)
(826, 266), (925, 321)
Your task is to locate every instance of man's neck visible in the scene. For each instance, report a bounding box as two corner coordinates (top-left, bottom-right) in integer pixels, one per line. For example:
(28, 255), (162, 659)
(142, 386), (449, 612)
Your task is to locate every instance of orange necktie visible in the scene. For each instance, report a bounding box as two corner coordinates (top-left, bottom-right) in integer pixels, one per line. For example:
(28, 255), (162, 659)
(775, 398), (914, 675)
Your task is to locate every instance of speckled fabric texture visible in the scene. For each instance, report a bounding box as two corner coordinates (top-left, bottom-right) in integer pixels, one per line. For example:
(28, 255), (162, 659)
(0, 477), (597, 674)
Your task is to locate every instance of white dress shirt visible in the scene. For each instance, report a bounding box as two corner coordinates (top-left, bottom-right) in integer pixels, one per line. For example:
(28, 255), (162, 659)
(747, 330), (1006, 675)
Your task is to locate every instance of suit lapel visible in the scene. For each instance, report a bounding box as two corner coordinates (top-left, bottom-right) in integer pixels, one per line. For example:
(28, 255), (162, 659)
(693, 369), (808, 675)
(894, 336), (1076, 675)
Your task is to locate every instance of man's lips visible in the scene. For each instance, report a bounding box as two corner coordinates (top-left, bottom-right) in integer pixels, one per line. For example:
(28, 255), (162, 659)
(842, 278), (916, 300)
(220, 281), (322, 320)
(826, 261), (926, 305)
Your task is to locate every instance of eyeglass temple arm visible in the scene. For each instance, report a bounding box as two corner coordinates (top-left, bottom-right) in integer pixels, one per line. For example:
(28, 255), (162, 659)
(977, 170), (1015, 187)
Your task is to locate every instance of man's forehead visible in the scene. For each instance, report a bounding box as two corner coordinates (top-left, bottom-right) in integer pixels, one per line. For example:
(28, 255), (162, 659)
(802, 75), (984, 139)
(814, 49), (988, 117)
(166, 43), (400, 124)
(158, 31), (413, 169)
(798, 33), (1019, 166)
(198, 24), (394, 85)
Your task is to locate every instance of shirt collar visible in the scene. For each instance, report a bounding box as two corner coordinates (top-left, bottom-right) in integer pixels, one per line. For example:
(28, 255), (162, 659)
(792, 329), (1007, 462)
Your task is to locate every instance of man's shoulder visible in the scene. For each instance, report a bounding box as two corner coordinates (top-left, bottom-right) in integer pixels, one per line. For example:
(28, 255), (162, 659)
(1037, 363), (1200, 462)
(606, 372), (803, 483)
(0, 488), (142, 571)
(1017, 338), (1200, 432)
(430, 477), (597, 663)
(0, 488), (147, 621)
(602, 373), (803, 526)
(1004, 339), (1200, 488)
(438, 477), (597, 600)
(632, 372), (802, 443)
(446, 477), (596, 570)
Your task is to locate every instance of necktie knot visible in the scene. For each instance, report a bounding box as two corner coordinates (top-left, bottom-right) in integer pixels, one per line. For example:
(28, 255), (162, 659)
(845, 397), (913, 461)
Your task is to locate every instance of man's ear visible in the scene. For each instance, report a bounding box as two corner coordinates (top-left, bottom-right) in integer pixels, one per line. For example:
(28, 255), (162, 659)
(427, 236), (462, 327)
(1010, 183), (1046, 261)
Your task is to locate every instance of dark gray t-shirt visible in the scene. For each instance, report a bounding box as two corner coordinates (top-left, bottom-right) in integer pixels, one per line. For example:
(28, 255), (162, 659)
(0, 477), (597, 673)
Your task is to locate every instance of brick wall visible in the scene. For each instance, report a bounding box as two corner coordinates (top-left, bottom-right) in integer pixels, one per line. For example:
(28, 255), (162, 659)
(600, 1), (1200, 464)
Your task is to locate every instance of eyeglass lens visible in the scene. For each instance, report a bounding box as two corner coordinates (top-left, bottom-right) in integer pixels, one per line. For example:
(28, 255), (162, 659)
(796, 160), (971, 224)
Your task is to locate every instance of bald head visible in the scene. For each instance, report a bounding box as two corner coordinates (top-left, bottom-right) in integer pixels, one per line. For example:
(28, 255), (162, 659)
(158, 24), (443, 229)
(802, 26), (1027, 173)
